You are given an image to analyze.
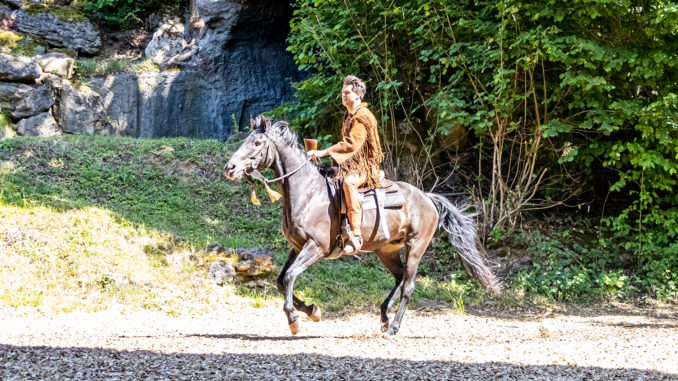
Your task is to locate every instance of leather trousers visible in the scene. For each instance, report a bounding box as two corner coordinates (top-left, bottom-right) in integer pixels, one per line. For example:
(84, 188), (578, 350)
(342, 172), (367, 236)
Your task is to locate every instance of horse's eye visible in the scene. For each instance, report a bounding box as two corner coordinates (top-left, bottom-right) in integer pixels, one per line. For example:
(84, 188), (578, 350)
(255, 141), (262, 146)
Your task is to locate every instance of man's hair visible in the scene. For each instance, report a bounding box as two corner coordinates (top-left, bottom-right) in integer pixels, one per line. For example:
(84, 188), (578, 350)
(343, 75), (366, 100)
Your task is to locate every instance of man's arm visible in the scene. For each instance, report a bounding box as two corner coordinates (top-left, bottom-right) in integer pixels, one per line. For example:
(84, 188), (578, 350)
(307, 122), (367, 162)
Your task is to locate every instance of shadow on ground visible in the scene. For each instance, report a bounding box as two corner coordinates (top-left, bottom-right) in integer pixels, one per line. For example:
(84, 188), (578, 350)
(1, 344), (674, 380)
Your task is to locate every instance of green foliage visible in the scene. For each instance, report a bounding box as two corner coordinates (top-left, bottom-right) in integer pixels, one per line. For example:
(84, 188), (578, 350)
(81, 0), (188, 29)
(283, 0), (678, 297)
(73, 58), (157, 78)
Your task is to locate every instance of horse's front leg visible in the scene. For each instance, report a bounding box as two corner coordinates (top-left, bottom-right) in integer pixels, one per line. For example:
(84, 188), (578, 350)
(277, 248), (322, 322)
(282, 240), (324, 335)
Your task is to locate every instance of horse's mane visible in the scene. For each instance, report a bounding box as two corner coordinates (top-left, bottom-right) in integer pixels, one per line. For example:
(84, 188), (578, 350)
(253, 115), (309, 160)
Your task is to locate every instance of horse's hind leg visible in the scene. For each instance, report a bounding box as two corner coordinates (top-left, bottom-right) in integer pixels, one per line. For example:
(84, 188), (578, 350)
(385, 236), (429, 336)
(281, 240), (324, 334)
(374, 245), (404, 332)
(277, 248), (320, 320)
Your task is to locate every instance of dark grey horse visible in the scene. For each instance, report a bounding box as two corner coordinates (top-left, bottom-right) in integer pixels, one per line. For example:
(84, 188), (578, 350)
(225, 115), (500, 336)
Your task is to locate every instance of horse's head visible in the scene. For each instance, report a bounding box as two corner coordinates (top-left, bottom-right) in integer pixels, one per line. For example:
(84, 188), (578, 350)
(224, 115), (276, 181)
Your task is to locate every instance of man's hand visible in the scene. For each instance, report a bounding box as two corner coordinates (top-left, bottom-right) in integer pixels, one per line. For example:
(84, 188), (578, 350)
(307, 149), (329, 160)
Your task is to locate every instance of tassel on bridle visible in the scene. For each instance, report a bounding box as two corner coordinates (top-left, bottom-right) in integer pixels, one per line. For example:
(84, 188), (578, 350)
(246, 119), (307, 205)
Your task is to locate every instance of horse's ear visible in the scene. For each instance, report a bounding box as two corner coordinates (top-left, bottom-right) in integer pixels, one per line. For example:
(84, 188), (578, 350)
(250, 116), (255, 131)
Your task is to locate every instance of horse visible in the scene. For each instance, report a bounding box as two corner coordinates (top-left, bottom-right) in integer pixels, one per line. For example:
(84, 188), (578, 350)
(224, 115), (500, 336)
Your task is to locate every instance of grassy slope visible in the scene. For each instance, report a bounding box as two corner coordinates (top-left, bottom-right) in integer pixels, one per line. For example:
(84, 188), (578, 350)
(1, 136), (487, 315)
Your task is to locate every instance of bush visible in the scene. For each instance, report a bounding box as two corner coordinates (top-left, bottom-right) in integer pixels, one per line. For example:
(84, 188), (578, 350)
(81, 0), (188, 30)
(282, 0), (678, 299)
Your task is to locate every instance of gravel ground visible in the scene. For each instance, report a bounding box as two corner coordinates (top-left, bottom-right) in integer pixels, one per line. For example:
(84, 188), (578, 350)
(1, 302), (677, 380)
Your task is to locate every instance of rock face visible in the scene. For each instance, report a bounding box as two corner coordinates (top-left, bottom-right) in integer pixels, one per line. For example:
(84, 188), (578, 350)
(13, 8), (101, 54)
(197, 0), (303, 132)
(137, 70), (231, 139)
(38, 52), (73, 79)
(0, 54), (41, 82)
(0, 0), (303, 139)
(0, 82), (53, 119)
(87, 73), (138, 136)
(55, 81), (109, 135)
(144, 17), (197, 67)
(15, 112), (60, 136)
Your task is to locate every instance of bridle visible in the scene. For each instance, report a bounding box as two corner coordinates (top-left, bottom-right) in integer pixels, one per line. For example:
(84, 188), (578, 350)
(247, 130), (310, 202)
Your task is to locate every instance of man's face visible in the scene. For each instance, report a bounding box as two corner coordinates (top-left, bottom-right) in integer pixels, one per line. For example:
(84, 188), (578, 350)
(341, 85), (361, 108)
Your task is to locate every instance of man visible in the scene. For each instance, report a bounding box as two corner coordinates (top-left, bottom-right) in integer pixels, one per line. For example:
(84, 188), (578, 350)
(307, 75), (384, 253)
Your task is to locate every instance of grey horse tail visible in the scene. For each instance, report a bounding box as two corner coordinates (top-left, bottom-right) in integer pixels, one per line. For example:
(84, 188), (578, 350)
(427, 193), (502, 294)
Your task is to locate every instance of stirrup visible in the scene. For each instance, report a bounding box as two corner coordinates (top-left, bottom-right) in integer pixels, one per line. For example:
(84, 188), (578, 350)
(343, 231), (363, 254)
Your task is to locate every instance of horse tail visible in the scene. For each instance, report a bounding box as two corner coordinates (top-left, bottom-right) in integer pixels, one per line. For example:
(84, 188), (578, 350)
(427, 193), (502, 294)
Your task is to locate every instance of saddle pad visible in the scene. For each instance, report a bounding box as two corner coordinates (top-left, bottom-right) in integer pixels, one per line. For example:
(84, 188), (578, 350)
(341, 183), (406, 213)
(361, 188), (405, 210)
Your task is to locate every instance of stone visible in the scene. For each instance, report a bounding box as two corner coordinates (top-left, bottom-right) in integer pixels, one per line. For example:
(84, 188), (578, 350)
(0, 53), (41, 82)
(1, 0), (22, 9)
(0, 82), (53, 119)
(145, 17), (197, 67)
(209, 261), (236, 286)
(15, 112), (60, 136)
(86, 72), (138, 136)
(38, 52), (73, 79)
(13, 8), (101, 54)
(100, 272), (131, 289)
(237, 247), (274, 260)
(55, 80), (109, 135)
(234, 248), (275, 279)
(0, 4), (10, 15)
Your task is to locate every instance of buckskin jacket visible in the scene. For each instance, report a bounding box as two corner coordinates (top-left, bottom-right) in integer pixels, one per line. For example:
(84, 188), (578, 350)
(327, 102), (384, 188)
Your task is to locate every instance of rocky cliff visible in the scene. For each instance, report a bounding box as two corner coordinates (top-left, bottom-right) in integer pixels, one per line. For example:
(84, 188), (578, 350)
(0, 0), (303, 139)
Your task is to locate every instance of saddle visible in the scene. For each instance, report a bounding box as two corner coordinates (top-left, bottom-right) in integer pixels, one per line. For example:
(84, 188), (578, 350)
(327, 173), (406, 259)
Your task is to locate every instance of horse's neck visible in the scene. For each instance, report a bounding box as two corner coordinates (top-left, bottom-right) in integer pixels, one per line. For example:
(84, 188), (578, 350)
(272, 144), (325, 212)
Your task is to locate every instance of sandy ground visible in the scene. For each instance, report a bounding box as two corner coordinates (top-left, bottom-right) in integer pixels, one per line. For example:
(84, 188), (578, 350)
(1, 302), (677, 380)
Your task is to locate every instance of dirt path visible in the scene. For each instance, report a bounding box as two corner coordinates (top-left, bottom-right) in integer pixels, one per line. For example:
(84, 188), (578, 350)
(1, 302), (677, 380)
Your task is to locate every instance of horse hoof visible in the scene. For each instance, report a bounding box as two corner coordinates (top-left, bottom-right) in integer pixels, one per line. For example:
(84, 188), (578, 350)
(385, 326), (399, 336)
(289, 319), (301, 335)
(381, 320), (389, 332)
(310, 305), (322, 322)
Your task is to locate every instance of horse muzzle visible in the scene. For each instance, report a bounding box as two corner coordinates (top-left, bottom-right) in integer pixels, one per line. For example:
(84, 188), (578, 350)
(224, 163), (244, 181)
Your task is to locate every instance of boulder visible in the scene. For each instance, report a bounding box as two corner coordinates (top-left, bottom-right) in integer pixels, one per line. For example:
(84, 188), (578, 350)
(15, 112), (60, 136)
(55, 80), (109, 135)
(87, 72), (138, 136)
(0, 82), (53, 119)
(0, 53), (41, 82)
(145, 17), (197, 67)
(234, 247), (275, 280)
(13, 7), (101, 54)
(1, 0), (22, 9)
(209, 261), (236, 286)
(0, 4), (10, 15)
(38, 52), (73, 79)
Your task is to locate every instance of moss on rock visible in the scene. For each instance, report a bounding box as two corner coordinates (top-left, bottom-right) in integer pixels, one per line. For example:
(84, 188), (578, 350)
(24, 3), (90, 23)
(0, 31), (48, 57)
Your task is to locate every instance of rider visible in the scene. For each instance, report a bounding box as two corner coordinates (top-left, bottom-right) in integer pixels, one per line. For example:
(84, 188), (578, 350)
(307, 75), (384, 253)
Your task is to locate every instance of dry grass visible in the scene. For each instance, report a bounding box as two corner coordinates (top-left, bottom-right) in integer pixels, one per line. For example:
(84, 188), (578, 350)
(0, 203), (234, 315)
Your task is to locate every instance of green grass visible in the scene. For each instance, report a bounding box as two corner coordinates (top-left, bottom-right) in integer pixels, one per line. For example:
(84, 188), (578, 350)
(0, 135), (503, 315)
(74, 58), (158, 78)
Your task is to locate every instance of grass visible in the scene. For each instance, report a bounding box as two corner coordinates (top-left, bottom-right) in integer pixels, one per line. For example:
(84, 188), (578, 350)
(74, 58), (158, 78)
(0, 135), (507, 316)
